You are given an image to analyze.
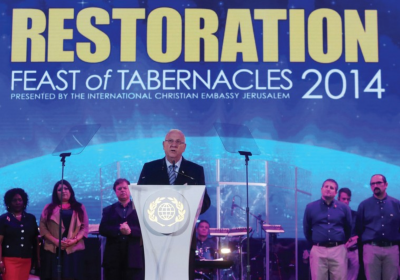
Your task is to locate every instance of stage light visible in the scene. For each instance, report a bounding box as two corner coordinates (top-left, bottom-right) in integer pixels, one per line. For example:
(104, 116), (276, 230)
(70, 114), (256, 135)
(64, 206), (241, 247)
(220, 248), (231, 254)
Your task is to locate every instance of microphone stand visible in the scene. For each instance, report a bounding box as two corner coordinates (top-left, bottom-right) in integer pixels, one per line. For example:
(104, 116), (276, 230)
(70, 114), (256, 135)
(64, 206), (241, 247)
(58, 152), (71, 280)
(233, 204), (266, 235)
(239, 150), (252, 280)
(234, 202), (266, 279)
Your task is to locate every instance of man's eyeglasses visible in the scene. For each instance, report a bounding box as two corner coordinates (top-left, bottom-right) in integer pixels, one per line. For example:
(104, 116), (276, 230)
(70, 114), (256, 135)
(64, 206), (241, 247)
(164, 139), (185, 145)
(370, 181), (384, 186)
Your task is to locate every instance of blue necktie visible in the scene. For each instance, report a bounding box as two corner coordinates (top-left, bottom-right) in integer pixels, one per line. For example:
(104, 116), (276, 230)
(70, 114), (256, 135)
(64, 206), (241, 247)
(168, 165), (176, 185)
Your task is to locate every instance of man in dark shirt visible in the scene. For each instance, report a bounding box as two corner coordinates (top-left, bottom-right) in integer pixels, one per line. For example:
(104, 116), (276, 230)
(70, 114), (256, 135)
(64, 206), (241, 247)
(303, 179), (352, 280)
(196, 220), (216, 260)
(355, 174), (400, 280)
(195, 220), (217, 279)
(99, 178), (144, 280)
(338, 187), (359, 280)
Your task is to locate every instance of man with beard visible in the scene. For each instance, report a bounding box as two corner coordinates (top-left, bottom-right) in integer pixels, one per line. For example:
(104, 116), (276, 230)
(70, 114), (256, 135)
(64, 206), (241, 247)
(355, 174), (400, 280)
(303, 179), (352, 280)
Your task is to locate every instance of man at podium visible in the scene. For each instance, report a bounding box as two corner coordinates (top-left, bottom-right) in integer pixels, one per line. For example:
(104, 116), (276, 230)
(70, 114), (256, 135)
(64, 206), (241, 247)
(137, 129), (211, 280)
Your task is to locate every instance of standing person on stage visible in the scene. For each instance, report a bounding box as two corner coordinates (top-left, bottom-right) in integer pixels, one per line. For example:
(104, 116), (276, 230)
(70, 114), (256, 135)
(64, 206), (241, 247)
(137, 129), (211, 280)
(303, 179), (352, 280)
(338, 188), (359, 280)
(39, 180), (89, 280)
(355, 174), (400, 280)
(0, 188), (40, 280)
(99, 178), (144, 280)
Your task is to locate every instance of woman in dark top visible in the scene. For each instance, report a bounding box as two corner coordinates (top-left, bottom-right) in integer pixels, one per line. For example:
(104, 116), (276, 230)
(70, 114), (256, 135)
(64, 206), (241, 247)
(39, 180), (89, 280)
(0, 188), (39, 280)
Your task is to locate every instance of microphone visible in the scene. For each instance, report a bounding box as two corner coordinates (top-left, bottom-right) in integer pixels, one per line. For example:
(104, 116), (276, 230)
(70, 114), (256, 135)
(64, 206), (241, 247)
(173, 168), (196, 183)
(170, 161), (197, 183)
(231, 197), (235, 216)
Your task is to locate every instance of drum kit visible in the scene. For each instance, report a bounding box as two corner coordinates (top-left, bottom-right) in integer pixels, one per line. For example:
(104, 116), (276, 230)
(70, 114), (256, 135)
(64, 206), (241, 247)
(195, 225), (287, 280)
(194, 227), (253, 280)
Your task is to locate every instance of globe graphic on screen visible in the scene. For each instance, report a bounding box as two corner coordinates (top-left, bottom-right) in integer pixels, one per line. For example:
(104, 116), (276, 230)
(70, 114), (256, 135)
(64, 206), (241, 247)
(157, 203), (175, 220)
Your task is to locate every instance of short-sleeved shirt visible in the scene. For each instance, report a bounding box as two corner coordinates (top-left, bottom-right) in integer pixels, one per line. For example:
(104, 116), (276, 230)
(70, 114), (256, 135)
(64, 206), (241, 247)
(0, 212), (39, 258)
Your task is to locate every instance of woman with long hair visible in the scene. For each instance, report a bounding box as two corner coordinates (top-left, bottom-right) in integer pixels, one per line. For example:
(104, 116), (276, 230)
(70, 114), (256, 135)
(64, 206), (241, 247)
(0, 188), (39, 280)
(39, 180), (88, 280)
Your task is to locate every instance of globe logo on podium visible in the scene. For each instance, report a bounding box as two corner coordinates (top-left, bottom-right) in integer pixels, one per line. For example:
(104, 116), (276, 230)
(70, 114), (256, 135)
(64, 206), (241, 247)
(157, 203), (176, 221)
(144, 189), (191, 234)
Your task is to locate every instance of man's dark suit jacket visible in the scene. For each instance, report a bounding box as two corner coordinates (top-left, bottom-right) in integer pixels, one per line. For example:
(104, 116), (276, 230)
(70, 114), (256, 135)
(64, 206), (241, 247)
(99, 202), (144, 270)
(137, 157), (210, 213)
(137, 157), (211, 280)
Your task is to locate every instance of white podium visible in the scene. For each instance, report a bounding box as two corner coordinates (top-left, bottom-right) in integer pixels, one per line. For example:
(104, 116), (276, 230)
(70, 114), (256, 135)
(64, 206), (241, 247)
(129, 184), (206, 280)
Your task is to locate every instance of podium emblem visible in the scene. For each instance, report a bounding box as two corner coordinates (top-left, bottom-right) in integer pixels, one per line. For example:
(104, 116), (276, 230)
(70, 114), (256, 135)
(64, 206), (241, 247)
(144, 189), (190, 234)
(148, 197), (186, 227)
